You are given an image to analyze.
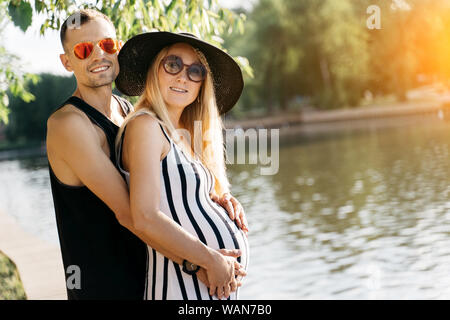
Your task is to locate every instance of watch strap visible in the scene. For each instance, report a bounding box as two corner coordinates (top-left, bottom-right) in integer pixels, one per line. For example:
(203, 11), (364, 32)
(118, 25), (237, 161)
(182, 259), (200, 275)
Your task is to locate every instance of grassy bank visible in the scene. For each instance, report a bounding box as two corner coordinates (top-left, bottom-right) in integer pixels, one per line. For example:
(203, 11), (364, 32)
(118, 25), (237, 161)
(0, 251), (27, 300)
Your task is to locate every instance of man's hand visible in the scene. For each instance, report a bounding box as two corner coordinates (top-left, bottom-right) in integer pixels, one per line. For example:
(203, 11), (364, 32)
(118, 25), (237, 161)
(210, 192), (249, 234)
(196, 248), (247, 299)
(217, 248), (247, 295)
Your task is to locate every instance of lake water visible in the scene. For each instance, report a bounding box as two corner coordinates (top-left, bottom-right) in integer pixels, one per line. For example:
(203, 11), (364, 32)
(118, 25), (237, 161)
(2, 114), (450, 299)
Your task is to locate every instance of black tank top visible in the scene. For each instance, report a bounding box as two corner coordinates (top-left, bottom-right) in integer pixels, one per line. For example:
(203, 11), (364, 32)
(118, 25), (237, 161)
(48, 96), (147, 300)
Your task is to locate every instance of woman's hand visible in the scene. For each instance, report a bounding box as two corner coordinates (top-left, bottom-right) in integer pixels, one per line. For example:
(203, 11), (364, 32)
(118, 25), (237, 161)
(210, 192), (249, 234)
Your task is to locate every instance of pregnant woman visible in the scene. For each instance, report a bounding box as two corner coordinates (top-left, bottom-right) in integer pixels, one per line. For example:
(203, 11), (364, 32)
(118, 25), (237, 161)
(115, 32), (249, 300)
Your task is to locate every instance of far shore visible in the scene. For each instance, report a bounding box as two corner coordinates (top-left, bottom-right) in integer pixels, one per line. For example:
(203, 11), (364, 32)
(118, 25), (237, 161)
(2, 91), (450, 160)
(223, 97), (450, 140)
(224, 96), (450, 130)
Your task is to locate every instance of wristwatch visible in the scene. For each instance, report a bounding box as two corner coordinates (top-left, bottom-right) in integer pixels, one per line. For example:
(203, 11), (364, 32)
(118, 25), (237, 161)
(182, 260), (200, 275)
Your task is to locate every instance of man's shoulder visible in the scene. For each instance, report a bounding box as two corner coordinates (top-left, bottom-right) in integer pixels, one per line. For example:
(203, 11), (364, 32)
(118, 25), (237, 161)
(47, 104), (92, 138)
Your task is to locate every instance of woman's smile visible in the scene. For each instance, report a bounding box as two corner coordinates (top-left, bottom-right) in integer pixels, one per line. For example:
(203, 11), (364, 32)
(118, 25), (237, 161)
(170, 86), (188, 93)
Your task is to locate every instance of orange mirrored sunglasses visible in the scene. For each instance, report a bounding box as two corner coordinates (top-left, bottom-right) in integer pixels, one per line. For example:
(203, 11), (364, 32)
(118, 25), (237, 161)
(73, 38), (123, 60)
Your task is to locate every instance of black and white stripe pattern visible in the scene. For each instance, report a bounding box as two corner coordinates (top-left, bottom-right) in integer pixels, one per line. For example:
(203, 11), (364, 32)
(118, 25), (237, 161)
(119, 124), (249, 300)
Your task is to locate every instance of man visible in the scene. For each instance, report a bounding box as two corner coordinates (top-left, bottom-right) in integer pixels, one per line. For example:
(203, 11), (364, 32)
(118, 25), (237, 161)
(46, 9), (248, 300)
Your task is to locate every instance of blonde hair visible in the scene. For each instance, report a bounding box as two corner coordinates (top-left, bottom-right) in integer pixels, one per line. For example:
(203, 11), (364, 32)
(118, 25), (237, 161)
(116, 44), (230, 196)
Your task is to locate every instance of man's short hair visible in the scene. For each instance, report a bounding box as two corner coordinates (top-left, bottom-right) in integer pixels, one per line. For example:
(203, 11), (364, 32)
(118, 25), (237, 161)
(60, 9), (114, 50)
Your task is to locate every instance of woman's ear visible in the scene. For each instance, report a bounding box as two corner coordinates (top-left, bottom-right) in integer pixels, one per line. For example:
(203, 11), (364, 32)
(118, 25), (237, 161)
(60, 53), (73, 72)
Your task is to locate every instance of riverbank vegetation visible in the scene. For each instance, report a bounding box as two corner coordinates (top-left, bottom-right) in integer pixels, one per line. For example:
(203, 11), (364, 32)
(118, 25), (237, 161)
(225, 0), (450, 117)
(2, 74), (76, 148)
(0, 251), (26, 300)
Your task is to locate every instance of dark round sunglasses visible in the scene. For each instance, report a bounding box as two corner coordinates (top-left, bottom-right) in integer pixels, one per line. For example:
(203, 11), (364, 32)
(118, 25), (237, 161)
(161, 55), (207, 82)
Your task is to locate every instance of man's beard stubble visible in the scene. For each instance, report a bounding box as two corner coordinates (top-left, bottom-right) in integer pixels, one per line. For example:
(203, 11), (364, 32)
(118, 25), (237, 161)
(86, 60), (118, 88)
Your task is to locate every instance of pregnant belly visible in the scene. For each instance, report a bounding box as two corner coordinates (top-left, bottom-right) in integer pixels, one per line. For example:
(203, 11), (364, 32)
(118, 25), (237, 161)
(206, 202), (249, 268)
(159, 195), (249, 269)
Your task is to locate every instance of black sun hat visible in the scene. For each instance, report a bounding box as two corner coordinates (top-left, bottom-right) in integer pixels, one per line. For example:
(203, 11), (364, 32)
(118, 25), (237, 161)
(115, 31), (244, 115)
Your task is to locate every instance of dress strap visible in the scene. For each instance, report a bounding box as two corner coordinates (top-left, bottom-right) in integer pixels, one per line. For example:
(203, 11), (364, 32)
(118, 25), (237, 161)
(113, 94), (134, 116)
(159, 124), (172, 144)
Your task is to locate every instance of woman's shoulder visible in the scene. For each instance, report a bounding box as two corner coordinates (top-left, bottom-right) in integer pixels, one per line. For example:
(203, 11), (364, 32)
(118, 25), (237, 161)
(125, 110), (164, 138)
(121, 110), (170, 164)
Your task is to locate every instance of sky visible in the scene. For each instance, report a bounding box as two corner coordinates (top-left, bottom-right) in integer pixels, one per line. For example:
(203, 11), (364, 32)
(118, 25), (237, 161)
(3, 0), (255, 76)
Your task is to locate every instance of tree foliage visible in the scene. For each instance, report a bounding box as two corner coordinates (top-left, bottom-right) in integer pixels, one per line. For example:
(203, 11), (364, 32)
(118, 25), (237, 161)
(20, 0), (248, 48)
(227, 0), (450, 113)
(227, 0), (369, 112)
(6, 73), (76, 143)
(366, 0), (450, 100)
(0, 1), (38, 124)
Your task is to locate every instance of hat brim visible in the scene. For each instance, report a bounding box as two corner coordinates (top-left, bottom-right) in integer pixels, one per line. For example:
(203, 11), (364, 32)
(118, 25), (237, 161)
(115, 32), (243, 115)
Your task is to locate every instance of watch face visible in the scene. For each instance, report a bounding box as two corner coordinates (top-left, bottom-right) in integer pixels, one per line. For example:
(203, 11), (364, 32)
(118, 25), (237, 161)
(187, 262), (196, 271)
(183, 260), (199, 274)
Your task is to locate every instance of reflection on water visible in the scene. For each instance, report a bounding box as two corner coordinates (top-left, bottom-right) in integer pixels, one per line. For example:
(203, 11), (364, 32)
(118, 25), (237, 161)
(2, 115), (450, 299)
(231, 116), (450, 299)
(0, 157), (57, 245)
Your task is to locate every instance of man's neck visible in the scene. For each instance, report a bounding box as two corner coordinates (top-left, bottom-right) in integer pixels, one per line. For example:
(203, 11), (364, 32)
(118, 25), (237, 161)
(73, 85), (114, 118)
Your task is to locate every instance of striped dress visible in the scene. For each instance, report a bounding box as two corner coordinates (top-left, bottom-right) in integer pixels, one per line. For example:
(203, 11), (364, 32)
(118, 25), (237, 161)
(118, 121), (249, 300)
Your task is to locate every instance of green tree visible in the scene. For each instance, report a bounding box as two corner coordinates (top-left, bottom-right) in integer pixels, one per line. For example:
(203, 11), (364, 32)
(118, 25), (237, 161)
(5, 73), (76, 143)
(1, 0), (250, 124)
(227, 0), (369, 113)
(366, 0), (450, 100)
(0, 1), (38, 124)
(365, 0), (418, 101)
(303, 0), (369, 109)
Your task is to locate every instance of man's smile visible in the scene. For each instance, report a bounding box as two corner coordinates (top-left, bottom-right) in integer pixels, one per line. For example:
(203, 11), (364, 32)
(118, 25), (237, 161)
(89, 65), (111, 73)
